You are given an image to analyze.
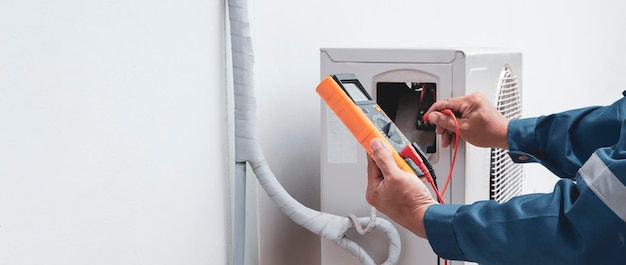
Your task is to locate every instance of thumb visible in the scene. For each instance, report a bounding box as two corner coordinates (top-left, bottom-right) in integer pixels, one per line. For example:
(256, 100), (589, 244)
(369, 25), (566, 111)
(370, 138), (402, 178)
(427, 112), (457, 132)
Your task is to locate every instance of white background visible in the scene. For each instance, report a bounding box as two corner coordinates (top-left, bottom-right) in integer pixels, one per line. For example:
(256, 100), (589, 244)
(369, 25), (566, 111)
(0, 0), (228, 264)
(249, 0), (626, 264)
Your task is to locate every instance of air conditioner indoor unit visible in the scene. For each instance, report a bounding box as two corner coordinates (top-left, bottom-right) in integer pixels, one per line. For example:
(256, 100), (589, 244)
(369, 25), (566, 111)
(319, 48), (524, 265)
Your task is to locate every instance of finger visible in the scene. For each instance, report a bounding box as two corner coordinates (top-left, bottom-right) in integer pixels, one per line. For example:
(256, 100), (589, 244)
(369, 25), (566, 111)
(434, 124), (444, 134)
(434, 125), (451, 147)
(441, 131), (451, 148)
(366, 155), (383, 206)
(424, 96), (466, 117)
(369, 138), (402, 178)
(367, 155), (383, 185)
(428, 112), (457, 133)
(450, 133), (457, 147)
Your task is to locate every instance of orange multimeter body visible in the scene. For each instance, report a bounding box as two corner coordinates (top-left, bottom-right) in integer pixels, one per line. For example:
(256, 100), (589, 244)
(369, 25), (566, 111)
(316, 73), (426, 177)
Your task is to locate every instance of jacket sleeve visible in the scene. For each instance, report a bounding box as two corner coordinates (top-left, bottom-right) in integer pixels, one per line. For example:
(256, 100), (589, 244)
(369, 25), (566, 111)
(506, 97), (625, 178)
(423, 96), (626, 265)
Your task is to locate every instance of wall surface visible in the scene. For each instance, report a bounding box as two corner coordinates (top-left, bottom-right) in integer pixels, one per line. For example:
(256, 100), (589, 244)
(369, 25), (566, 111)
(248, 0), (626, 264)
(0, 1), (229, 264)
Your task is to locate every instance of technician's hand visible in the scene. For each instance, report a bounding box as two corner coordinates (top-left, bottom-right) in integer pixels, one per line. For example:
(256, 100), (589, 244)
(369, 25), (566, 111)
(366, 138), (438, 239)
(424, 92), (509, 150)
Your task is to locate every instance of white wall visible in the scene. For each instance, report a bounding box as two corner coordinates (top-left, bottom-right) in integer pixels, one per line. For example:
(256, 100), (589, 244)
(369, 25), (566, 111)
(0, 1), (229, 264)
(249, 0), (626, 264)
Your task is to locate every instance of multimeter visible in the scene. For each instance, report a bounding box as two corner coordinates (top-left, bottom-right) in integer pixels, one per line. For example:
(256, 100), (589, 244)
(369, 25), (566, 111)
(316, 73), (434, 179)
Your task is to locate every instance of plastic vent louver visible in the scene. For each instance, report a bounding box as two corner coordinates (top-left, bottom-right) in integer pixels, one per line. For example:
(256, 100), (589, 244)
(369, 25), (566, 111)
(490, 65), (524, 203)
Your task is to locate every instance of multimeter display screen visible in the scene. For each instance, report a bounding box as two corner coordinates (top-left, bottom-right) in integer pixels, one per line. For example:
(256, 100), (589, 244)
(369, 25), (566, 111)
(342, 82), (370, 102)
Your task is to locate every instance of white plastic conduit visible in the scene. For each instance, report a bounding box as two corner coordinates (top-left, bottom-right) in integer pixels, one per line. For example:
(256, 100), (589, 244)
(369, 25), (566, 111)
(227, 0), (401, 264)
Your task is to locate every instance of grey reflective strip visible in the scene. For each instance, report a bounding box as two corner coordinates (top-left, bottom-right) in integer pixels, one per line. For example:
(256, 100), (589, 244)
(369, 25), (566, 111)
(579, 153), (626, 222)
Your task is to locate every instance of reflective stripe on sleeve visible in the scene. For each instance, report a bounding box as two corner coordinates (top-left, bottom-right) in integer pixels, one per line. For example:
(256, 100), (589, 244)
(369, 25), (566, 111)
(579, 153), (626, 222)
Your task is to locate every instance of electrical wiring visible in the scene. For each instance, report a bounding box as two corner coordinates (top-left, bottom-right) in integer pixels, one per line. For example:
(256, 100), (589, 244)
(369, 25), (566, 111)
(440, 109), (460, 196)
(431, 108), (460, 265)
(401, 143), (445, 204)
(420, 108), (460, 202)
(425, 166), (446, 204)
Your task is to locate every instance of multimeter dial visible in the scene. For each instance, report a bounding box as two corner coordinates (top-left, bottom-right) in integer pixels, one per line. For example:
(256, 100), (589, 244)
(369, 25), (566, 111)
(372, 115), (403, 145)
(385, 123), (403, 144)
(374, 116), (389, 128)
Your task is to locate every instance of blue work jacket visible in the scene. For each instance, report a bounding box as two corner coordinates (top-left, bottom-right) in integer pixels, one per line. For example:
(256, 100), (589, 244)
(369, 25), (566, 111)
(424, 94), (626, 264)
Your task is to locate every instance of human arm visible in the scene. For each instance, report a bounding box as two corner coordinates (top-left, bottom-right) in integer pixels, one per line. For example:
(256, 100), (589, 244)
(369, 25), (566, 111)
(370, 94), (626, 264)
(366, 132), (626, 264)
(507, 100), (623, 178)
(367, 139), (626, 264)
(424, 95), (626, 264)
